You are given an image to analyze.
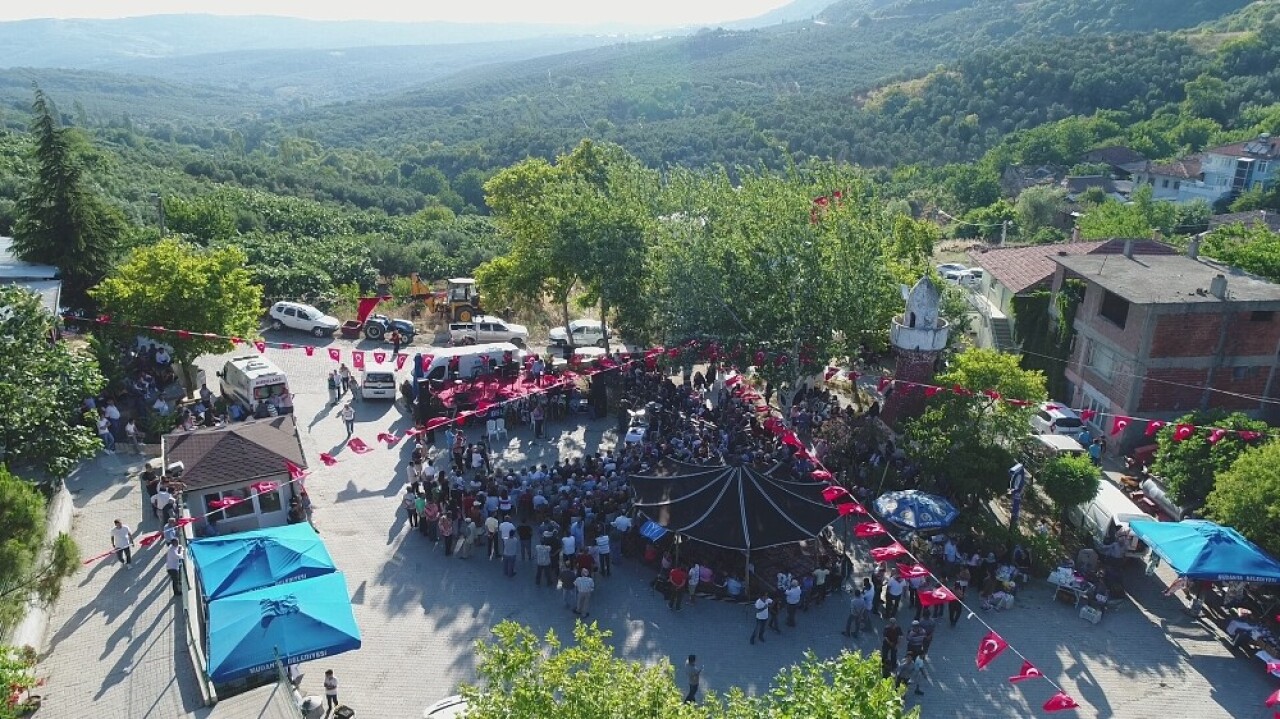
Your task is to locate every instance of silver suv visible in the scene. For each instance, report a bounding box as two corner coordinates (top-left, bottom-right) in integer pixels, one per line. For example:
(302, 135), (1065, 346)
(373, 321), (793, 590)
(268, 301), (340, 337)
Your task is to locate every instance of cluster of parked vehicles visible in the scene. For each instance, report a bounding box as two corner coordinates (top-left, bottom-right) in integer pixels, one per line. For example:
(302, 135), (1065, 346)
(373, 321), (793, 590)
(936, 262), (985, 289)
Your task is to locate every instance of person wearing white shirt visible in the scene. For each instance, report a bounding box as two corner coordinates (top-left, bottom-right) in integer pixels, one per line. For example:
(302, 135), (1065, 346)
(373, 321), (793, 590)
(886, 576), (907, 616)
(595, 534), (612, 576)
(110, 519), (134, 567)
(750, 595), (773, 645)
(561, 534), (576, 558)
(784, 580), (803, 627)
(164, 540), (184, 597)
(155, 348), (171, 366)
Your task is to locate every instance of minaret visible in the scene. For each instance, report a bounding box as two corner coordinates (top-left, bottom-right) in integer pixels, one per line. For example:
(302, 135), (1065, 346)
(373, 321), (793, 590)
(880, 276), (950, 427)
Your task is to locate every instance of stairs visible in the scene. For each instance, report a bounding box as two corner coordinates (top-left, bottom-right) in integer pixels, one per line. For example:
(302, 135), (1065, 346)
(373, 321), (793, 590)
(990, 317), (1016, 353)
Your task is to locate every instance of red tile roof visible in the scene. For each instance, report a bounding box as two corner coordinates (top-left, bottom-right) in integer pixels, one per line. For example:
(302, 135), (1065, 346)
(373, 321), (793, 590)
(162, 415), (306, 491)
(968, 239), (1178, 295)
(1140, 156), (1202, 180)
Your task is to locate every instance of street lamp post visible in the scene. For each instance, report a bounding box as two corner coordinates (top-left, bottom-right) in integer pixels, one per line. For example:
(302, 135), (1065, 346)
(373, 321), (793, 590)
(1008, 463), (1027, 532)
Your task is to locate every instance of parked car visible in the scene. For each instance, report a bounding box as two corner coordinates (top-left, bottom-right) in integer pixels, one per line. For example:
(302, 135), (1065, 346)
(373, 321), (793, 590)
(942, 269), (979, 288)
(937, 263), (968, 275)
(449, 315), (528, 346)
(1029, 403), (1085, 436)
(359, 363), (398, 400)
(423, 695), (468, 718)
(549, 319), (610, 348)
(268, 301), (340, 337)
(1065, 481), (1149, 561)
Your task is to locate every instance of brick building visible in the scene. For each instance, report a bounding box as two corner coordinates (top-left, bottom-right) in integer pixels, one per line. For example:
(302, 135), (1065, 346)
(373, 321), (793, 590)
(1050, 243), (1280, 448)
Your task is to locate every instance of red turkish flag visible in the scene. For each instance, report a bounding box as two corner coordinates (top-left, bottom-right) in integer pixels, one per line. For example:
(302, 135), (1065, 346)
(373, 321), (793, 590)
(352, 351), (365, 370)
(1111, 416), (1131, 435)
(1006, 398), (1031, 408)
(918, 585), (957, 607)
(924, 386), (940, 397)
(1239, 430), (1264, 442)
(983, 389), (1002, 401)
(1080, 409), (1096, 421)
(897, 563), (930, 580)
(319, 452), (338, 466)
(1145, 420), (1167, 437)
(425, 417), (452, 431)
(725, 374), (742, 387)
(869, 542), (908, 562)
(975, 630), (1008, 670)
(348, 437), (372, 454)
(377, 432), (401, 446)
(822, 485), (850, 502)
(254, 340), (267, 354)
(138, 531), (165, 549)
(1007, 660), (1042, 684)
(177, 330), (191, 340)
(252, 481), (278, 494)
(824, 366), (839, 381)
(854, 522), (887, 538)
(1207, 428), (1227, 445)
(811, 469), (833, 481)
(230, 337), (243, 345)
(328, 348), (341, 362)
(837, 502), (867, 516)
(1267, 688), (1280, 708)
(952, 384), (973, 397)
(304, 346), (315, 357)
(373, 351), (387, 364)
(753, 350), (765, 366)
(404, 427), (425, 437)
(284, 460), (308, 480)
(1042, 691), (1080, 712)
(877, 376), (891, 394)
(1173, 423), (1196, 442)
(396, 354), (408, 370)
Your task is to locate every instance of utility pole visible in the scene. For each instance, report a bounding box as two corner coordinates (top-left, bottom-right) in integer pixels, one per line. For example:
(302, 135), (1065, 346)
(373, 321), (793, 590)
(1008, 463), (1027, 532)
(1000, 220), (1008, 246)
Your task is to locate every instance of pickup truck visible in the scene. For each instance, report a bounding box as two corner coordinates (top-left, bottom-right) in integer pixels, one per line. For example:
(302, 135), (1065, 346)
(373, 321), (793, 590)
(449, 315), (528, 347)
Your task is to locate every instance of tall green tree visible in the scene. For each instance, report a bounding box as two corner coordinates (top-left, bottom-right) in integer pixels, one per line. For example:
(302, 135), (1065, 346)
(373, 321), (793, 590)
(1150, 410), (1267, 507)
(1037, 454), (1102, 512)
(1200, 223), (1280, 282)
(11, 90), (128, 309)
(1207, 439), (1280, 558)
(904, 348), (1046, 505)
(0, 285), (105, 478)
(91, 239), (263, 390)
(459, 621), (917, 719)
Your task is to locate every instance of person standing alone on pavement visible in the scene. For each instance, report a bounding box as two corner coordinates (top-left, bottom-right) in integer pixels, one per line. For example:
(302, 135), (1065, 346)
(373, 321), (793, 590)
(684, 655), (702, 703)
(323, 670), (339, 714)
(165, 539), (184, 597)
(750, 593), (772, 645)
(340, 402), (355, 437)
(111, 519), (134, 567)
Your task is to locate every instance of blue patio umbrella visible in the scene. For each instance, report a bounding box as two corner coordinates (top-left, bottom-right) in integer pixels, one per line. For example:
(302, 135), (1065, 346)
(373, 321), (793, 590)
(873, 490), (959, 531)
(206, 571), (361, 683)
(189, 523), (336, 601)
(1127, 519), (1280, 583)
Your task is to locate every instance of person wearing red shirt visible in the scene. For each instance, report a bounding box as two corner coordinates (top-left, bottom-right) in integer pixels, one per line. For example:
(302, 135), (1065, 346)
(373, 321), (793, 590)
(575, 549), (595, 575)
(668, 565), (689, 611)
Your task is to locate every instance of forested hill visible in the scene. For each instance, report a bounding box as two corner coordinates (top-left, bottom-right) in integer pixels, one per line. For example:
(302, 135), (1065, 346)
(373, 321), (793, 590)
(271, 0), (1253, 171)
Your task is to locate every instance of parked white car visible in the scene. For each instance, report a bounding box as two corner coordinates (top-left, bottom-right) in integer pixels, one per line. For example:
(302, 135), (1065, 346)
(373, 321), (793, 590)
(937, 263), (968, 275)
(267, 301), (340, 337)
(942, 269), (980, 288)
(449, 315), (528, 346)
(1029, 403), (1086, 436)
(549, 319), (610, 348)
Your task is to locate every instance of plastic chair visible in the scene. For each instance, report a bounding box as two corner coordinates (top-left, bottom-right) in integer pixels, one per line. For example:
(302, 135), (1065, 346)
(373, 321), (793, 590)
(494, 417), (508, 444)
(486, 419), (499, 444)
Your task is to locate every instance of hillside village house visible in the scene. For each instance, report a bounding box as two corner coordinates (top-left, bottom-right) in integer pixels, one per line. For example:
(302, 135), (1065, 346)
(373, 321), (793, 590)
(1050, 241), (1280, 450)
(0, 235), (61, 316)
(965, 239), (1175, 352)
(162, 415), (307, 535)
(1130, 132), (1280, 205)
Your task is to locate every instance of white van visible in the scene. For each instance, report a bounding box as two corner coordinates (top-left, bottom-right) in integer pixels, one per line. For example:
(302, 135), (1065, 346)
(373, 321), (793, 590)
(1065, 480), (1150, 560)
(360, 362), (399, 400)
(217, 356), (289, 411)
(418, 343), (525, 382)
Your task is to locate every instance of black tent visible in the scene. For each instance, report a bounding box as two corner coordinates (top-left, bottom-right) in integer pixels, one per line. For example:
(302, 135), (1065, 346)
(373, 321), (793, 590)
(630, 462), (839, 551)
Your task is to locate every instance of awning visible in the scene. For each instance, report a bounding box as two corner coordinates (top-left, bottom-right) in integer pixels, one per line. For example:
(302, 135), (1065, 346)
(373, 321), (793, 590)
(207, 572), (361, 683)
(1128, 519), (1280, 583)
(189, 523), (336, 601)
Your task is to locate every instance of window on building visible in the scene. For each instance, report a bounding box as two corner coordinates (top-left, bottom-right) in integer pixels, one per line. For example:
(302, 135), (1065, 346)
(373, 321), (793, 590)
(1232, 366), (1253, 381)
(1086, 342), (1118, 381)
(1081, 394), (1108, 430)
(1162, 179), (1169, 188)
(1173, 181), (1180, 190)
(258, 489), (283, 513)
(1251, 311), (1275, 322)
(1099, 291), (1130, 329)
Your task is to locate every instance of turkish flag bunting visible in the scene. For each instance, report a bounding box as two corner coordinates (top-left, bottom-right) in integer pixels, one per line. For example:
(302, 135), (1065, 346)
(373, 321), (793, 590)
(1267, 688), (1280, 708)
(425, 417), (452, 431)
(924, 386), (940, 397)
(231, 337), (243, 344)
(374, 351), (387, 364)
(975, 630), (1009, 670)
(824, 366), (839, 380)
(251, 481), (278, 494)
(1239, 430), (1264, 441)
(319, 452), (338, 466)
(328, 348), (341, 362)
(1006, 398), (1031, 408)
(203, 332), (218, 339)
(352, 351), (365, 370)
(404, 427), (425, 437)
(897, 563), (930, 579)
(82, 548), (118, 565)
(1008, 660), (1043, 684)
(1080, 409), (1096, 421)
(285, 460), (308, 480)
(178, 330), (191, 339)
(377, 432), (401, 446)
(1173, 423), (1196, 442)
(836, 502), (867, 516)
(254, 340), (267, 353)
(1145, 420), (1167, 437)
(877, 377), (891, 394)
(281, 343), (292, 350)
(725, 374), (742, 386)
(1266, 660), (1280, 674)
(869, 542), (908, 562)
(1111, 416), (1131, 435)
(138, 531), (165, 549)
(811, 469), (833, 481)
(952, 384), (972, 397)
(983, 389), (1001, 400)
(1207, 428), (1227, 445)
(149, 325), (167, 333)
(1042, 691), (1080, 712)
(854, 522), (887, 538)
(396, 354), (408, 370)
(348, 437), (372, 454)
(304, 346), (315, 356)
(822, 485), (850, 502)
(95, 314), (111, 324)
(918, 585), (958, 607)
(667, 347), (680, 358)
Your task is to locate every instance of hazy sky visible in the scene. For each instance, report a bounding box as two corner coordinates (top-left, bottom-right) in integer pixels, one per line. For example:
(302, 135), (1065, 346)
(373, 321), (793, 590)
(0, 1), (797, 26)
